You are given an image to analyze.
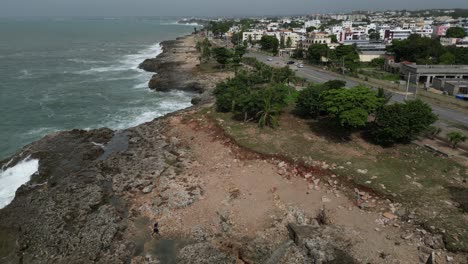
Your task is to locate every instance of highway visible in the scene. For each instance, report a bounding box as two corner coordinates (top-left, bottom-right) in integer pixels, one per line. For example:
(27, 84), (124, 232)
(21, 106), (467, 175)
(248, 52), (468, 127)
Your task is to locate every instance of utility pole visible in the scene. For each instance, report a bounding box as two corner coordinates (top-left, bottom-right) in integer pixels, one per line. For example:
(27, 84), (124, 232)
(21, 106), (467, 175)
(405, 72), (411, 100)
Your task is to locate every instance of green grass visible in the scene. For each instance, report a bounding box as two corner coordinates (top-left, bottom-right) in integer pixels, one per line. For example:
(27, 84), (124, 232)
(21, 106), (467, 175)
(203, 108), (468, 252)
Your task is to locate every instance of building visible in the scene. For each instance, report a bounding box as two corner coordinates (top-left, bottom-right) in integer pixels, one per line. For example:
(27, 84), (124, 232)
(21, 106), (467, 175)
(412, 26), (433, 38)
(383, 28), (412, 42)
(242, 30), (265, 42)
(440, 37), (458, 46)
(303, 32), (331, 49)
(433, 78), (468, 95)
(305, 20), (321, 28)
(400, 64), (468, 86)
(432, 25), (450, 38)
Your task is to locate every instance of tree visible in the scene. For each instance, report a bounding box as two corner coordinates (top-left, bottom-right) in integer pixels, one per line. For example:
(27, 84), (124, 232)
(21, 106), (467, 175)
(329, 35), (338, 43)
(196, 38), (212, 63)
(323, 80), (346, 90)
(446, 27), (466, 38)
(333, 44), (360, 72)
(439, 52), (456, 64)
(273, 66), (295, 84)
(307, 44), (329, 64)
(369, 32), (381, 40)
(370, 58), (385, 67)
(292, 43), (305, 59)
(286, 37), (293, 48)
(447, 131), (467, 149)
(259, 35), (280, 55)
(306, 26), (317, 33)
(322, 86), (384, 128)
(387, 34), (444, 63)
(212, 47), (232, 68)
(231, 31), (243, 46)
(295, 83), (337, 118)
(376, 87), (393, 105)
(371, 100), (437, 145)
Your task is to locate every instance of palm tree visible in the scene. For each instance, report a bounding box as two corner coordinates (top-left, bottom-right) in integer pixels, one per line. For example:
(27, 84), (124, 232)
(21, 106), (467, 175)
(257, 94), (280, 128)
(447, 131), (467, 149)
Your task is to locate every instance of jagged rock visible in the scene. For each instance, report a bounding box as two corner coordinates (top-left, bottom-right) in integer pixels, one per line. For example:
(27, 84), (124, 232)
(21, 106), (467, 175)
(176, 243), (236, 264)
(287, 223), (356, 264)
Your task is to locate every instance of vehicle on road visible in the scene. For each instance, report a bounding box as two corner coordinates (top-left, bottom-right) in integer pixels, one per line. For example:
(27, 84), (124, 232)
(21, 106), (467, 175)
(267, 58), (273, 61)
(287, 61), (295, 65)
(297, 64), (304, 68)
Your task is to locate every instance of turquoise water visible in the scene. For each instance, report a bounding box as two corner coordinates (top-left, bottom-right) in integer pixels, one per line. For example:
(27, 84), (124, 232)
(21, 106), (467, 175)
(0, 18), (199, 160)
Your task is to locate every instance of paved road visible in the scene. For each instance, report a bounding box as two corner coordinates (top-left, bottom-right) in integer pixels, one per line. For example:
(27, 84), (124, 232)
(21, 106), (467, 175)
(248, 52), (468, 127)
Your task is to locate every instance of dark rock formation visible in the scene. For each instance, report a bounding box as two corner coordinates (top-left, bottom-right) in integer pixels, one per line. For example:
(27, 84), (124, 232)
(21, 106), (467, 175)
(0, 117), (198, 263)
(138, 38), (203, 93)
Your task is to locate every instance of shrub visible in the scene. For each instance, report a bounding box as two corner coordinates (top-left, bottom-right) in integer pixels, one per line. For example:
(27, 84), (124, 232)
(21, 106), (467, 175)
(213, 72), (289, 128)
(322, 86), (384, 128)
(447, 131), (467, 149)
(371, 100), (437, 145)
(294, 80), (346, 118)
(295, 85), (328, 118)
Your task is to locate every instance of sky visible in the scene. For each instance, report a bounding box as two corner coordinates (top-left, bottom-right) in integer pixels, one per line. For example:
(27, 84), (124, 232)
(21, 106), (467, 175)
(0, 0), (467, 17)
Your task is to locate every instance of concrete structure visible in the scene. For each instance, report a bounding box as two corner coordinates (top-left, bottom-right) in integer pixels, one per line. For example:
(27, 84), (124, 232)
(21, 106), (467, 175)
(305, 20), (321, 28)
(383, 28), (412, 42)
(359, 51), (386, 62)
(440, 37), (458, 46)
(400, 64), (468, 86)
(303, 32), (331, 49)
(433, 78), (468, 95)
(242, 30), (264, 42)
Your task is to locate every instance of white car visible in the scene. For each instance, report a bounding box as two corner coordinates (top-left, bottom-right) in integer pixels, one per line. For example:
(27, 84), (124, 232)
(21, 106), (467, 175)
(267, 58), (273, 61)
(298, 64), (304, 68)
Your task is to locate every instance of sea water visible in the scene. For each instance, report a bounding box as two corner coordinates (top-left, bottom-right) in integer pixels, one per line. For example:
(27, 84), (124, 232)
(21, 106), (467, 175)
(0, 17), (200, 160)
(0, 17), (200, 208)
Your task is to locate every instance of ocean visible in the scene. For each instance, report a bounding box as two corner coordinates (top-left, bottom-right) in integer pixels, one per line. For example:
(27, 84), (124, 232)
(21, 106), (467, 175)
(0, 17), (199, 207)
(0, 17), (199, 161)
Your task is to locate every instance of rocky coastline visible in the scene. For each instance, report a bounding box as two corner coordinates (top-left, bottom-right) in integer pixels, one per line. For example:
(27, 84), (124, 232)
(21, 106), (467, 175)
(139, 34), (230, 105)
(1, 34), (465, 264)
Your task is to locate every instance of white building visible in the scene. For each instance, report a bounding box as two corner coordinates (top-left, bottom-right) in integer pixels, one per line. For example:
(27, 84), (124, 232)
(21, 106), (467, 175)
(412, 26), (433, 38)
(342, 21), (353, 29)
(242, 30), (265, 42)
(305, 20), (321, 28)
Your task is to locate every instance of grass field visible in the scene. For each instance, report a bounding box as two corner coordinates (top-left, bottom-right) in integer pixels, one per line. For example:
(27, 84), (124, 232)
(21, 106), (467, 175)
(200, 106), (468, 252)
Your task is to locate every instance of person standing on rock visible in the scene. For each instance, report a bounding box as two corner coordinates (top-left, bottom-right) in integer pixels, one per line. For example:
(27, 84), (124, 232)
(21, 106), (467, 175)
(151, 222), (159, 237)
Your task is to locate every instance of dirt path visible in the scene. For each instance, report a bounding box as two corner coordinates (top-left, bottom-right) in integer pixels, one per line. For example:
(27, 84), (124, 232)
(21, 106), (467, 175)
(123, 109), (464, 263)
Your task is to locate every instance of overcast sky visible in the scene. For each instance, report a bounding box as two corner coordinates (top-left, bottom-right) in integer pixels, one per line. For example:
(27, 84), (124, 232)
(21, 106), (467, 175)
(1, 0), (467, 17)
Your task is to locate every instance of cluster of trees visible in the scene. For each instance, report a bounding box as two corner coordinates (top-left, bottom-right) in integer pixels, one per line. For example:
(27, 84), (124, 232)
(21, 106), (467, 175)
(214, 60), (296, 127)
(196, 39), (247, 70)
(259, 35), (280, 55)
(295, 82), (437, 145)
(306, 44), (360, 72)
(207, 21), (235, 37)
(388, 34), (468, 65)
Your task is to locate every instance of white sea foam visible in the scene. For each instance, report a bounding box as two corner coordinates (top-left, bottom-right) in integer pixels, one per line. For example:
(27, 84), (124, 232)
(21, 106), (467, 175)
(0, 157), (39, 209)
(77, 43), (162, 75)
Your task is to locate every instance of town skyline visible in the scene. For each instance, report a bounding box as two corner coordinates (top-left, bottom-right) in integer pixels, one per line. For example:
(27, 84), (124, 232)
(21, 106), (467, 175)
(1, 0), (468, 17)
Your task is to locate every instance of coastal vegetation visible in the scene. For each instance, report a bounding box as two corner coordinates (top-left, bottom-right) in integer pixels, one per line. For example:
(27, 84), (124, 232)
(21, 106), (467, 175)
(213, 59), (296, 128)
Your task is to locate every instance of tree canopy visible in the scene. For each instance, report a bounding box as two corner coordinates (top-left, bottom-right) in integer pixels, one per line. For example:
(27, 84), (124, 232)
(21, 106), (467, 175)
(259, 35), (280, 55)
(307, 44), (329, 63)
(371, 100), (437, 145)
(446, 27), (466, 38)
(322, 86), (383, 128)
